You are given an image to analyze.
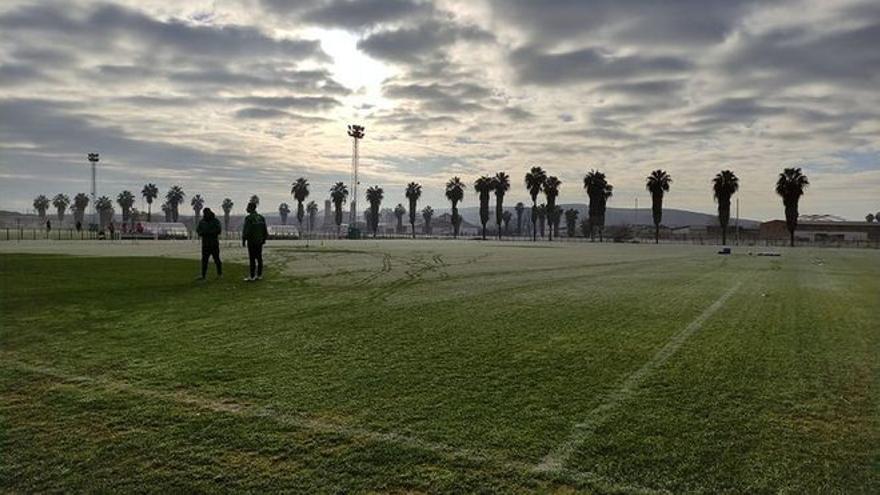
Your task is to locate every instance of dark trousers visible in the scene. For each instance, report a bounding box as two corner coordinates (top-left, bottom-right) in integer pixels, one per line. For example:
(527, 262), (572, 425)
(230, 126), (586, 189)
(201, 240), (222, 277)
(247, 241), (264, 278)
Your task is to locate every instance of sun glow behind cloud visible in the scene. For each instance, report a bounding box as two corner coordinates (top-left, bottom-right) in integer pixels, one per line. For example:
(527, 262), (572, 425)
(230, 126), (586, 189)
(308, 28), (396, 116)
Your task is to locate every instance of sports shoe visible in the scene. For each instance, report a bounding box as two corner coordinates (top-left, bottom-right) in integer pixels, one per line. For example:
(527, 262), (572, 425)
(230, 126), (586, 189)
(256, 275), (263, 281)
(243, 276), (254, 282)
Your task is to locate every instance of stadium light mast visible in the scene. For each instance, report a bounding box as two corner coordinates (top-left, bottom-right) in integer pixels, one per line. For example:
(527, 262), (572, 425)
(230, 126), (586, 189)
(347, 124), (365, 231)
(736, 197), (740, 246)
(88, 152), (99, 229)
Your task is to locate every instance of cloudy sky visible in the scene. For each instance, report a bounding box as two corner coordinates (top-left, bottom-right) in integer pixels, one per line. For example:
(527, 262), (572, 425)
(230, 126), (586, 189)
(1, 0), (878, 220)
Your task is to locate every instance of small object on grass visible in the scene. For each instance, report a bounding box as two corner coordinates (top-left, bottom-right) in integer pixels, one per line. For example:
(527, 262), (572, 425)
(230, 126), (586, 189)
(757, 252), (781, 257)
(717, 247), (731, 255)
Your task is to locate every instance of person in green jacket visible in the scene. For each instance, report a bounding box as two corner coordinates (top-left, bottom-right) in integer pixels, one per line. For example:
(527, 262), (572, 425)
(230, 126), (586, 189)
(196, 208), (222, 279)
(242, 201), (268, 281)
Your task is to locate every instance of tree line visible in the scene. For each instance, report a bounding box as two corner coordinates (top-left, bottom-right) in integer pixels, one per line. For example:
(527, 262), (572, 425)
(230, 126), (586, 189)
(32, 167), (816, 246)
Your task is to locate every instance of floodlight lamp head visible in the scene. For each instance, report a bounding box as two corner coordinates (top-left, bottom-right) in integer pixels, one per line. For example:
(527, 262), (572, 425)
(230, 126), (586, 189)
(88, 152), (100, 162)
(347, 124), (365, 139)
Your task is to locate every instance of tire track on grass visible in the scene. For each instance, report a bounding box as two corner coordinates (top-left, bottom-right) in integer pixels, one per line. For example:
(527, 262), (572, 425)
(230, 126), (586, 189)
(536, 277), (746, 473)
(1, 357), (667, 495)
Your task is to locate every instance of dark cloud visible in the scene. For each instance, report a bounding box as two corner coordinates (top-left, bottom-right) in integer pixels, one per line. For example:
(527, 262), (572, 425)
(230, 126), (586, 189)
(489, 0), (758, 48)
(511, 46), (692, 86)
(300, 0), (433, 30)
(233, 96), (341, 111)
(371, 108), (459, 131)
(0, 98), (242, 167)
(690, 97), (785, 127)
(10, 46), (78, 66)
(164, 67), (349, 94)
(382, 81), (509, 115)
(358, 20), (493, 63)
(595, 79), (685, 98)
(501, 106), (533, 121)
(0, 64), (48, 86)
(233, 107), (333, 122)
(723, 22), (880, 90)
(234, 108), (292, 119)
(0, 2), (327, 61)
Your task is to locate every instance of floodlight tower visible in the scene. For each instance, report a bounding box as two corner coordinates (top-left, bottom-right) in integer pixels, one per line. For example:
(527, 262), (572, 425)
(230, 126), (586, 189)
(88, 152), (99, 228)
(347, 124), (365, 228)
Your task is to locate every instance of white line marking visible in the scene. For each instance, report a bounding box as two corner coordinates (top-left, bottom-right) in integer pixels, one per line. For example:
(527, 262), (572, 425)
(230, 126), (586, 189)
(536, 279), (744, 473)
(1, 358), (670, 494)
(1, 358), (494, 462)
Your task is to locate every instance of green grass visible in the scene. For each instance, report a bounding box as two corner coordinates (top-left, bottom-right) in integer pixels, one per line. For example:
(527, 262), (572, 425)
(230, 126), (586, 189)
(1, 242), (878, 493)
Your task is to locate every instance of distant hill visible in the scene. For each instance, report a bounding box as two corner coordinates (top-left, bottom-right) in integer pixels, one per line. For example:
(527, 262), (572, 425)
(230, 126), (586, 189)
(456, 204), (759, 229)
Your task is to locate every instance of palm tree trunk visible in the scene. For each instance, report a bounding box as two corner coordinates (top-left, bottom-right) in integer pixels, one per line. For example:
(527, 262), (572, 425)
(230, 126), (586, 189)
(531, 201), (537, 242)
(655, 223), (660, 244)
(790, 229), (795, 247)
(147, 203), (152, 222)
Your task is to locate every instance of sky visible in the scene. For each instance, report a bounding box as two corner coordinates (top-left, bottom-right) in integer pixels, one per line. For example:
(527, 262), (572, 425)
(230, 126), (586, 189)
(1, 0), (878, 220)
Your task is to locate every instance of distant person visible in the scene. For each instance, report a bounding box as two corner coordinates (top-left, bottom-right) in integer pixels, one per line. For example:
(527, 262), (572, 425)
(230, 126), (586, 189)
(46, 219), (51, 232)
(75, 221), (82, 232)
(136, 222), (144, 234)
(107, 222), (115, 240)
(242, 201), (268, 281)
(196, 208), (222, 279)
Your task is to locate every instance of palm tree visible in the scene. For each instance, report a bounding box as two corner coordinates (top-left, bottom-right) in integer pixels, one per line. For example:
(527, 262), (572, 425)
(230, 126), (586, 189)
(393, 203), (406, 234)
(474, 175), (495, 240)
(445, 177), (465, 238)
(405, 182), (422, 238)
(95, 196), (114, 229)
(249, 194), (260, 207)
(552, 205), (564, 238)
(493, 172), (510, 239)
(165, 185), (185, 222)
(117, 190), (135, 223)
(422, 206), (434, 235)
(221, 198), (234, 231)
(190, 194), (205, 226)
(543, 176), (561, 241)
(514, 202), (525, 236)
(712, 170), (739, 245)
(565, 208), (579, 237)
(33, 195), (50, 220)
(329, 182), (349, 236)
(583, 170), (613, 241)
(536, 204), (547, 238)
(775, 167), (809, 247)
(502, 210), (512, 234)
(141, 183), (158, 221)
(307, 200), (319, 233)
(365, 186), (384, 237)
(868, 213), (876, 223)
(52, 194), (70, 223)
(525, 166), (546, 241)
(290, 177), (310, 235)
(646, 169), (673, 244)
(73, 193), (89, 226)
(160, 202), (171, 222)
(278, 202), (291, 225)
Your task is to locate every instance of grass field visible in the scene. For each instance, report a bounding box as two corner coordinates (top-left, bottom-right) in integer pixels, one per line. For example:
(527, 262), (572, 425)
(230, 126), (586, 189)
(1, 240), (878, 493)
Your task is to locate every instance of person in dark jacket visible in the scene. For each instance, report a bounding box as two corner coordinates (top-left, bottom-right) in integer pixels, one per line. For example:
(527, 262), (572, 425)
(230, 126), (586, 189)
(242, 202), (268, 281)
(196, 208), (223, 279)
